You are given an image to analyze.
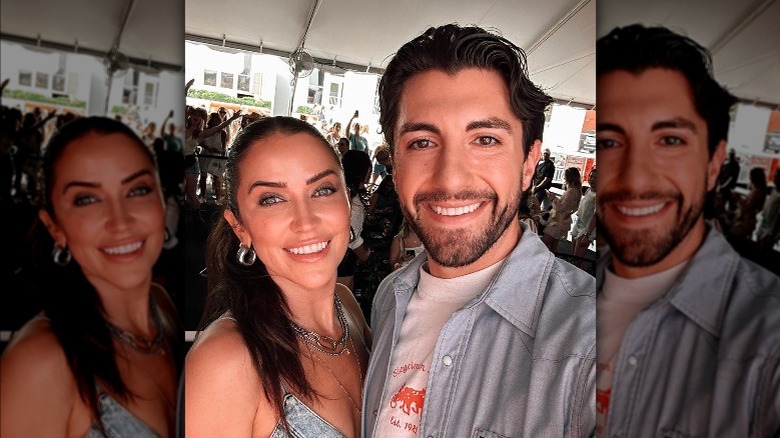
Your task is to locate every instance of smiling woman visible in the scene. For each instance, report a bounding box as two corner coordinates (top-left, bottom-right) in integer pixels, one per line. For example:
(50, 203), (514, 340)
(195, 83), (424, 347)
(185, 116), (371, 438)
(0, 117), (182, 437)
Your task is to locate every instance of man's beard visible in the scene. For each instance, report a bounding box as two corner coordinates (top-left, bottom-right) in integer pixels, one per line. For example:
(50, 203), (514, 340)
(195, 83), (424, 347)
(597, 189), (705, 267)
(402, 187), (521, 268)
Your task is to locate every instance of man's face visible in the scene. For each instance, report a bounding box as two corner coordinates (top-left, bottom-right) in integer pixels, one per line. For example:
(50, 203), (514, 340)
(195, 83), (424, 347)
(543, 152), (550, 161)
(392, 68), (538, 277)
(596, 68), (724, 277)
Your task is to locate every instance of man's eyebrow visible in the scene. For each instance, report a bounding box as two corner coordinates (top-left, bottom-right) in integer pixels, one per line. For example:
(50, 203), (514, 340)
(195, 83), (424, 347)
(596, 123), (625, 134)
(398, 122), (441, 136)
(651, 118), (697, 132)
(466, 117), (512, 132)
(247, 169), (338, 194)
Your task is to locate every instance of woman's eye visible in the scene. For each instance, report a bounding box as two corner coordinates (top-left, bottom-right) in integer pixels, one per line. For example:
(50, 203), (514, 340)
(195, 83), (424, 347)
(259, 195), (284, 206)
(74, 195), (98, 206)
(314, 186), (337, 197)
(129, 186), (152, 197)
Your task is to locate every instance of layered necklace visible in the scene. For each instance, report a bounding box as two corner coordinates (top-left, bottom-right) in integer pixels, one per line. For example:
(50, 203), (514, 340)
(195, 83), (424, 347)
(291, 294), (364, 413)
(290, 293), (350, 356)
(106, 298), (166, 355)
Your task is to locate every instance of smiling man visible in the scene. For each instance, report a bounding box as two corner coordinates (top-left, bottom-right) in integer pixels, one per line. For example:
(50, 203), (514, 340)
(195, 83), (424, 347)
(362, 24), (596, 437)
(596, 25), (780, 436)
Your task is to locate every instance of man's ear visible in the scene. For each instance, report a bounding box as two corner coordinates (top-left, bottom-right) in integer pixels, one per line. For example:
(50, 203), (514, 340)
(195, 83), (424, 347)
(523, 140), (542, 192)
(38, 210), (66, 247)
(707, 140), (727, 191)
(223, 210), (251, 247)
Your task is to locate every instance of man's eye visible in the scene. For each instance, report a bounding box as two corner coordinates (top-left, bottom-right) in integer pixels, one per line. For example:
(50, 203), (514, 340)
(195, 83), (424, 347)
(475, 136), (500, 147)
(660, 136), (685, 146)
(596, 139), (619, 150)
(409, 139), (433, 150)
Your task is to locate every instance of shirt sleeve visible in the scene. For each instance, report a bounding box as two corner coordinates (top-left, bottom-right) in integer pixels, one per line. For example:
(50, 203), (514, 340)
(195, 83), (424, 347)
(348, 196), (366, 250)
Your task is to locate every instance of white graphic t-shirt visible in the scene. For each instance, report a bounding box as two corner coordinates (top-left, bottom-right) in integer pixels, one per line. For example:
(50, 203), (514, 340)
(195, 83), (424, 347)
(374, 260), (504, 437)
(596, 261), (688, 435)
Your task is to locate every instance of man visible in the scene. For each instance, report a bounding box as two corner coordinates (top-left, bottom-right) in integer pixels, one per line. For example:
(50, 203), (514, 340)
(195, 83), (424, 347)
(532, 147), (556, 207)
(345, 110), (369, 152)
(716, 148), (741, 211)
(363, 24), (595, 437)
(596, 24), (780, 436)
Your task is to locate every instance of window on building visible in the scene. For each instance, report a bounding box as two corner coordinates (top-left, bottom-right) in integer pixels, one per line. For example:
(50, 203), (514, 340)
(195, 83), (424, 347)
(237, 74), (250, 92)
(221, 72), (234, 89)
(35, 72), (49, 89)
(252, 73), (263, 96)
(144, 82), (157, 106)
(329, 82), (342, 107)
(204, 70), (217, 86)
(52, 74), (65, 92)
(19, 71), (32, 86)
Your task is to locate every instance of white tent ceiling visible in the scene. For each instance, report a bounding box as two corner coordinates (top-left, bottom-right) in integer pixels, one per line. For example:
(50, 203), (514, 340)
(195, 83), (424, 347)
(598, 0), (780, 107)
(5, 0), (775, 107)
(184, 0), (596, 107)
(0, 0), (183, 72)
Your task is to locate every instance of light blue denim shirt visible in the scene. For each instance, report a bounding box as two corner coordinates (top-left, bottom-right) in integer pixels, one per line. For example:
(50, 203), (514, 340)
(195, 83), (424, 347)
(362, 224), (596, 437)
(598, 228), (780, 437)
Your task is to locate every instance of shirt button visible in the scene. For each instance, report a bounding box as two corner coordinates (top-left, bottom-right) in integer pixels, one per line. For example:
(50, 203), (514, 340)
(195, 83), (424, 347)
(442, 355), (453, 366)
(628, 355), (638, 366)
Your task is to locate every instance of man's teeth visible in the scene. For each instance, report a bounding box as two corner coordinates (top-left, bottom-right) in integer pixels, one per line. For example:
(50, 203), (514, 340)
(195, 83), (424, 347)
(617, 203), (666, 216)
(103, 241), (143, 255)
(431, 202), (481, 216)
(288, 241), (328, 255)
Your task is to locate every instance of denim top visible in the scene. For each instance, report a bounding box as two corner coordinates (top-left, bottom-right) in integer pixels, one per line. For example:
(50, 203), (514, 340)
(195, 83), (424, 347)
(598, 228), (780, 437)
(363, 222), (597, 437)
(269, 382), (346, 438)
(84, 389), (160, 438)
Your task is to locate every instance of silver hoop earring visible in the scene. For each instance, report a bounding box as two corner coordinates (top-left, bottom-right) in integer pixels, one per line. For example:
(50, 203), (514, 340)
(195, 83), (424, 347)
(236, 244), (256, 266)
(52, 244), (72, 266)
(349, 227), (355, 243)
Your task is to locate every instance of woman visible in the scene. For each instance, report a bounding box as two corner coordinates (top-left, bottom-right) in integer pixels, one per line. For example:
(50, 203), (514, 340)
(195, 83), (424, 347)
(0, 117), (181, 437)
(541, 167), (582, 253)
(729, 167), (768, 240)
(389, 219), (425, 271)
(185, 117), (371, 437)
(336, 150), (373, 290)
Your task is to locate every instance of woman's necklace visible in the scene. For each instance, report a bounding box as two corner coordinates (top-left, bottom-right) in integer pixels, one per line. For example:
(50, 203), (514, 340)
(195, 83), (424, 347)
(304, 337), (364, 414)
(106, 298), (165, 355)
(289, 294), (350, 356)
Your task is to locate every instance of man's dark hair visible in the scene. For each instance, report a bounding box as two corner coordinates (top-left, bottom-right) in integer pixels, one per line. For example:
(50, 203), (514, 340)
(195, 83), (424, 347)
(379, 23), (553, 156)
(597, 24), (737, 156)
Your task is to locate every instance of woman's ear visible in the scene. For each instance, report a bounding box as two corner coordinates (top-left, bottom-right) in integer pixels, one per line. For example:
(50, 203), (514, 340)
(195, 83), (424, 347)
(38, 209), (66, 247)
(223, 210), (251, 246)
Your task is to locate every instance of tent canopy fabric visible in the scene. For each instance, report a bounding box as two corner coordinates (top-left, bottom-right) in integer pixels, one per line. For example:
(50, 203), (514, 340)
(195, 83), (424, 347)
(3, 0), (777, 106)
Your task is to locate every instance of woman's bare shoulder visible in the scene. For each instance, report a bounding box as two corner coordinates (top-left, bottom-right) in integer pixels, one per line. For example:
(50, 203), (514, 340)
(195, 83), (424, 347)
(184, 316), (277, 437)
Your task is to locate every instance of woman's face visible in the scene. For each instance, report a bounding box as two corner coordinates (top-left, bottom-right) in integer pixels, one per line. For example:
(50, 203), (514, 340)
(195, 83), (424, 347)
(40, 132), (166, 292)
(225, 131), (351, 291)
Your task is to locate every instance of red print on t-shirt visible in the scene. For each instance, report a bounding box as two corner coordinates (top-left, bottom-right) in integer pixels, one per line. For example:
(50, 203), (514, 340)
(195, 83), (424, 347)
(390, 384), (426, 415)
(597, 387), (610, 414)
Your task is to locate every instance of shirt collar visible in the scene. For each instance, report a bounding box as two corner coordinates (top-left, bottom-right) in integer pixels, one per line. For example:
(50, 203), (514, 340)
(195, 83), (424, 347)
(597, 228), (740, 337)
(392, 222), (556, 337)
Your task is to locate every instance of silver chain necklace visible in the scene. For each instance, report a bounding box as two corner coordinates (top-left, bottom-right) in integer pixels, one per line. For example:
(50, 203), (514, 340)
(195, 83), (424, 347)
(304, 336), (364, 413)
(106, 299), (165, 355)
(289, 294), (350, 356)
